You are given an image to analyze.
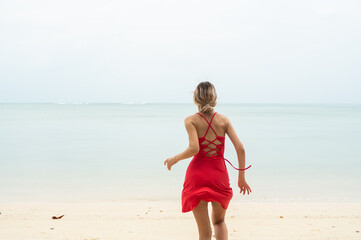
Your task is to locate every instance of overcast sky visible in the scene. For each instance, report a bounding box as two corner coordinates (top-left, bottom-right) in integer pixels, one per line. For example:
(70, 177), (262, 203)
(0, 0), (360, 104)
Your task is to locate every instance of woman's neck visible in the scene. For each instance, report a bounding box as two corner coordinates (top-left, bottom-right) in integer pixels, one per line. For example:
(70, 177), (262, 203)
(198, 110), (215, 116)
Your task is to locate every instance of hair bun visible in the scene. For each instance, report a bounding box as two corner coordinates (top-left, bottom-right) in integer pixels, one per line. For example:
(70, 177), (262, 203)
(200, 103), (213, 113)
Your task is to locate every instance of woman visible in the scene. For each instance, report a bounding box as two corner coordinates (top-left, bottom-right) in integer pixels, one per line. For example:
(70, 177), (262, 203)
(164, 81), (252, 240)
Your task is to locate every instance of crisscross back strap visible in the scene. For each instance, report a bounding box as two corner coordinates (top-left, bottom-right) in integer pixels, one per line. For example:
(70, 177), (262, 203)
(196, 112), (218, 137)
(196, 111), (252, 171)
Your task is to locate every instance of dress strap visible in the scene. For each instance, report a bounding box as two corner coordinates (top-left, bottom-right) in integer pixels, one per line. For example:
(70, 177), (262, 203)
(224, 158), (252, 171)
(196, 112), (218, 137)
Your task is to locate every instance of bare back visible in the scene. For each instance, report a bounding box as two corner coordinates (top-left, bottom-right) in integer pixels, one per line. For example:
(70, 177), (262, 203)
(189, 111), (245, 153)
(190, 111), (228, 140)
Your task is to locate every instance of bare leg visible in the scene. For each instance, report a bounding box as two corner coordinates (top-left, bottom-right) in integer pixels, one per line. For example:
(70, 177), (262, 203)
(211, 201), (228, 240)
(192, 200), (212, 240)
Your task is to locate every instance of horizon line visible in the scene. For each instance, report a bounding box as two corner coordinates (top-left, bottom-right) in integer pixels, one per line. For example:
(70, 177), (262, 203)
(0, 102), (360, 105)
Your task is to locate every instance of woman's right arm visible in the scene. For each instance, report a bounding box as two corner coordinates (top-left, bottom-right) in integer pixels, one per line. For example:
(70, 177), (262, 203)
(225, 116), (252, 195)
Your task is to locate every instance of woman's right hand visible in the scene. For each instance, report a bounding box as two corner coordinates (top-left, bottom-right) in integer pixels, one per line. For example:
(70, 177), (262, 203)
(238, 178), (251, 195)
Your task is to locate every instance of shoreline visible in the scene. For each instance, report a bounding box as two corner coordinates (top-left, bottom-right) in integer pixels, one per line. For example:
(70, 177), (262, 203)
(1, 197), (360, 204)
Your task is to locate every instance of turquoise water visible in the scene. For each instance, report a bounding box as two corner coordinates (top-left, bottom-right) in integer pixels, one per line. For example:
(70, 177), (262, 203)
(0, 103), (360, 202)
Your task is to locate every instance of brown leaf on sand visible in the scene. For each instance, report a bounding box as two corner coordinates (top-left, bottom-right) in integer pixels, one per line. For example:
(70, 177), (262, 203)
(52, 215), (64, 220)
(356, 230), (359, 233)
(280, 216), (284, 218)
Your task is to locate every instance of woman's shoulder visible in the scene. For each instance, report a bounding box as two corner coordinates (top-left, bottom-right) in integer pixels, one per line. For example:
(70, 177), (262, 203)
(184, 113), (199, 122)
(214, 112), (231, 124)
(215, 112), (228, 119)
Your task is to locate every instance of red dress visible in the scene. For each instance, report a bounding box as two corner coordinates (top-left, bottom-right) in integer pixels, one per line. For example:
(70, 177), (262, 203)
(181, 112), (251, 213)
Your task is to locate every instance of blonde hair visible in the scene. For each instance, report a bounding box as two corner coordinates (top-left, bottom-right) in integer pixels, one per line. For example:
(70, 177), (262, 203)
(193, 81), (217, 113)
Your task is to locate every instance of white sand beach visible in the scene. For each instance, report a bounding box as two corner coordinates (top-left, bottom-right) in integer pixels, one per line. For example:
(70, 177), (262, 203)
(0, 200), (360, 240)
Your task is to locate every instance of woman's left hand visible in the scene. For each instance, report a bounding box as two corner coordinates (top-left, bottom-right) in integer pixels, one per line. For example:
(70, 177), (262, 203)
(164, 156), (178, 171)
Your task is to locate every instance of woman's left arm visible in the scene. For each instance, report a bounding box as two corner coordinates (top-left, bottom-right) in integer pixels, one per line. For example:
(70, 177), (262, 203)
(164, 117), (199, 171)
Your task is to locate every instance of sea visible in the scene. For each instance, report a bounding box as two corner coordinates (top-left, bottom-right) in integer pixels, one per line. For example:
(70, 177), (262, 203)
(0, 103), (360, 203)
